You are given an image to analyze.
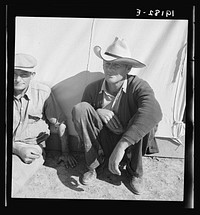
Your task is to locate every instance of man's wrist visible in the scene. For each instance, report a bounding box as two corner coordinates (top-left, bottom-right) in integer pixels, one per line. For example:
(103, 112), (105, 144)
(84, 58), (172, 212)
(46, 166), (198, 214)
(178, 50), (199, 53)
(117, 137), (133, 151)
(13, 141), (24, 155)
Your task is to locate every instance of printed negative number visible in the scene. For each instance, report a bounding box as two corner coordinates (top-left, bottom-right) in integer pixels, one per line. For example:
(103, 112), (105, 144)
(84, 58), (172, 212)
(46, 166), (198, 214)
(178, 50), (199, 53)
(136, 9), (174, 17)
(136, 9), (142, 16)
(148, 10), (175, 17)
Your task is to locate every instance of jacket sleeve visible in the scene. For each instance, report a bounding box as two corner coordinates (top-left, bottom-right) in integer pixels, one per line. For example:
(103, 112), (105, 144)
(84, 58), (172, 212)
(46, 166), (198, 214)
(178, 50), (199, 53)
(122, 78), (163, 144)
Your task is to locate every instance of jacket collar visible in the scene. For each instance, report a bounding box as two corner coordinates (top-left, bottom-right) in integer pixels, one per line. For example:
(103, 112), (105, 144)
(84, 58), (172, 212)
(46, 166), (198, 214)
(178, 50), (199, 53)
(99, 76), (128, 94)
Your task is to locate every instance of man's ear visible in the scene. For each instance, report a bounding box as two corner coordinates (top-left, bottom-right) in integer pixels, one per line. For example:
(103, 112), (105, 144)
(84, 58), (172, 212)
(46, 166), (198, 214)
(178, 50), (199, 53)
(126, 65), (132, 73)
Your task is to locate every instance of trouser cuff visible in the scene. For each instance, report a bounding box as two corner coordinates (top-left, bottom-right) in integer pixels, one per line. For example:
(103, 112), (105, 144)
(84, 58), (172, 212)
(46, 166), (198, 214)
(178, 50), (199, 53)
(126, 161), (143, 178)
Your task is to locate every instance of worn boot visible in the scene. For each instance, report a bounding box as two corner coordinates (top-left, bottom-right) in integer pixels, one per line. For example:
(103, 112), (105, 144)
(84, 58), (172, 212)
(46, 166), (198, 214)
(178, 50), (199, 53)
(81, 169), (97, 185)
(130, 176), (144, 195)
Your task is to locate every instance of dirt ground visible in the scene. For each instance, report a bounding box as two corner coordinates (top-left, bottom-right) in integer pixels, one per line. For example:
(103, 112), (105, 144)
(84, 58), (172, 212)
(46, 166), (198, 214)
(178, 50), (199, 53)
(13, 150), (184, 201)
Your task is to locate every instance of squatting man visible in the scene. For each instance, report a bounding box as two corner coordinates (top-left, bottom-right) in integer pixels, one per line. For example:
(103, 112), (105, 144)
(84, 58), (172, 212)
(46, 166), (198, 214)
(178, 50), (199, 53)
(12, 53), (77, 194)
(72, 37), (162, 194)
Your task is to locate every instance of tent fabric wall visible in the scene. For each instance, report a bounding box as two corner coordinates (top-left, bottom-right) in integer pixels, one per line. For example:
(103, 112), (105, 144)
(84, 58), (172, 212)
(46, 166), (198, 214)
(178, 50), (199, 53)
(14, 17), (188, 143)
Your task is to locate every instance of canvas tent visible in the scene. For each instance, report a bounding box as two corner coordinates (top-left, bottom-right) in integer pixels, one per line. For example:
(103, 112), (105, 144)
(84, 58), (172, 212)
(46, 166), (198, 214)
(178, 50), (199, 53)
(14, 17), (188, 157)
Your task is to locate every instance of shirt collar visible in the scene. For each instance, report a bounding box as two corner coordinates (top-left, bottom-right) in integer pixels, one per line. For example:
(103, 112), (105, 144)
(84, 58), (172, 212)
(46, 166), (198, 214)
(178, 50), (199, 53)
(99, 76), (128, 94)
(99, 79), (106, 94)
(14, 82), (32, 100)
(25, 84), (32, 100)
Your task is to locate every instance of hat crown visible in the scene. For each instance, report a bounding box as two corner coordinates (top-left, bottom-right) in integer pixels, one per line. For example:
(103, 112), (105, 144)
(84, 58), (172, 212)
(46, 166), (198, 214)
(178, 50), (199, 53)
(105, 37), (132, 58)
(15, 53), (37, 69)
(93, 37), (146, 68)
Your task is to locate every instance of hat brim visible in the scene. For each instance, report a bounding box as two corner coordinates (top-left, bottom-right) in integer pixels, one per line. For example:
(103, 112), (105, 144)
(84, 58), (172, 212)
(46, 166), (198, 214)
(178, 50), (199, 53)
(93, 46), (146, 68)
(15, 66), (35, 73)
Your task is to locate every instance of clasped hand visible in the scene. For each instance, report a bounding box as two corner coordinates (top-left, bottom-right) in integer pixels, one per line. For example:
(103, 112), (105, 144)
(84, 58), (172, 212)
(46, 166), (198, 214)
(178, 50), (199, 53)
(108, 139), (132, 175)
(19, 146), (42, 164)
(97, 108), (123, 134)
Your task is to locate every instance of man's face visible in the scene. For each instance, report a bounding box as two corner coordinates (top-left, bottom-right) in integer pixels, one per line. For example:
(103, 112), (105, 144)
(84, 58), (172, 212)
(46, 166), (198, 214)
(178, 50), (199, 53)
(14, 69), (34, 92)
(103, 61), (130, 84)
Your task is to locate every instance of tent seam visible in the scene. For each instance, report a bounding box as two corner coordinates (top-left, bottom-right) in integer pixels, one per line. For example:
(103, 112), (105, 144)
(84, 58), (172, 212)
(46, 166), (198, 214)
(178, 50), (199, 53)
(86, 19), (95, 71)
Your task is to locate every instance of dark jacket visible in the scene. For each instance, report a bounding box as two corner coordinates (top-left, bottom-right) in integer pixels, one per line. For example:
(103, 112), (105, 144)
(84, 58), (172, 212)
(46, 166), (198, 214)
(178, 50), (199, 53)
(82, 74), (163, 154)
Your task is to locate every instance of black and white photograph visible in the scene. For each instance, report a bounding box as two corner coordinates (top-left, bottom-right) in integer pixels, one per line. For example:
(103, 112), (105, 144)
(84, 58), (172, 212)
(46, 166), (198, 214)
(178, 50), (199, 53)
(5, 5), (194, 208)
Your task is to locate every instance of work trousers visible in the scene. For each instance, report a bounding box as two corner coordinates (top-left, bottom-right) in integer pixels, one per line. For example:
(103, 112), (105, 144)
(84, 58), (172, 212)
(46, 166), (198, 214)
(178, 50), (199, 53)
(72, 102), (144, 178)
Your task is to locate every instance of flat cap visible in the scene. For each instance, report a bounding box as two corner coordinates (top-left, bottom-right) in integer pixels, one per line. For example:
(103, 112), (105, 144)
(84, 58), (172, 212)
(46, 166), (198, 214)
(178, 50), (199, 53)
(15, 53), (37, 72)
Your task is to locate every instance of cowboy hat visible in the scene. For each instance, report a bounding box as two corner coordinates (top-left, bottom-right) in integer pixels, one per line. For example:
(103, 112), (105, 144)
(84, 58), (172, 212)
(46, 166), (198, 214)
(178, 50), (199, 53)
(93, 37), (146, 68)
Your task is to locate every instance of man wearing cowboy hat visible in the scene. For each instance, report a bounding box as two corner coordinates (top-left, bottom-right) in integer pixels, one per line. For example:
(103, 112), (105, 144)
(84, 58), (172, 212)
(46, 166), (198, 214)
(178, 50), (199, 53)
(72, 37), (162, 194)
(12, 53), (77, 195)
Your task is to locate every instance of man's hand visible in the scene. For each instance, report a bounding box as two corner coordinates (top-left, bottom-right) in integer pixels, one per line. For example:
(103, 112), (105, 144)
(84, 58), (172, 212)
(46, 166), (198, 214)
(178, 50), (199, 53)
(18, 146), (41, 164)
(58, 153), (77, 168)
(108, 139), (132, 175)
(97, 108), (123, 134)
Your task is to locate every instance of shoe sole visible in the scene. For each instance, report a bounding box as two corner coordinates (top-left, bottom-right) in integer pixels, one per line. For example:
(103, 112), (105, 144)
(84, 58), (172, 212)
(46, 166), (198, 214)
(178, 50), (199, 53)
(129, 182), (141, 195)
(80, 174), (97, 185)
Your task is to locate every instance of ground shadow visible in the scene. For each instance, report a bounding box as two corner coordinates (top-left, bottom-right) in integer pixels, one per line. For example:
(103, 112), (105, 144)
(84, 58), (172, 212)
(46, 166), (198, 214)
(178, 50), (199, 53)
(44, 149), (132, 191)
(44, 150), (86, 192)
(96, 162), (142, 195)
(95, 162), (128, 187)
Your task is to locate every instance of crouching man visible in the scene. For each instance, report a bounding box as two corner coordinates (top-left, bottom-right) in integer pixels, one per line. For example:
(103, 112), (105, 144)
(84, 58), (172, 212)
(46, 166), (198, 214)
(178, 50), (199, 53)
(12, 53), (76, 196)
(72, 37), (162, 195)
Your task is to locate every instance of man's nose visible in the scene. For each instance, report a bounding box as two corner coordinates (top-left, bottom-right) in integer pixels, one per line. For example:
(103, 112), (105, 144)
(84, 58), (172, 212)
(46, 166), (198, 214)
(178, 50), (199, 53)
(14, 75), (22, 82)
(107, 64), (115, 71)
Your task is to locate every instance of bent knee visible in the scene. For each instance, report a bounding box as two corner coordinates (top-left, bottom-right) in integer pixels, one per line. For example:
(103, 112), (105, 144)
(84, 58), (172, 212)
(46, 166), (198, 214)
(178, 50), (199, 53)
(72, 102), (92, 120)
(73, 102), (91, 113)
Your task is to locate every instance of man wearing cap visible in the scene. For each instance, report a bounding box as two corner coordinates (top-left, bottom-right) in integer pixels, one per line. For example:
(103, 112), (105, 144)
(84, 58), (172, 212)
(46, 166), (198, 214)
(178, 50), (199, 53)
(72, 37), (162, 195)
(12, 53), (77, 195)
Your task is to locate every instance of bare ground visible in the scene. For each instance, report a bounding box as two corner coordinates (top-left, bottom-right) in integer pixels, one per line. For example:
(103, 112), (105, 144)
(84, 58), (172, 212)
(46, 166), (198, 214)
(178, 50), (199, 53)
(14, 151), (184, 201)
